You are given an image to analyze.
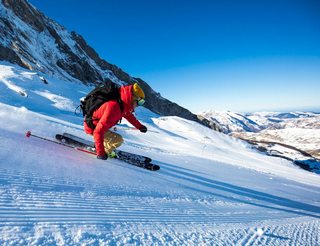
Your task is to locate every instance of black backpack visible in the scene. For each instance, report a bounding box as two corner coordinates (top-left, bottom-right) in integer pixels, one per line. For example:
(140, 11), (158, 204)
(80, 82), (123, 129)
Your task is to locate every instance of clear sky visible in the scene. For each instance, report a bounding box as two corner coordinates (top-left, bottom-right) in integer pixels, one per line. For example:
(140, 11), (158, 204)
(28, 0), (320, 113)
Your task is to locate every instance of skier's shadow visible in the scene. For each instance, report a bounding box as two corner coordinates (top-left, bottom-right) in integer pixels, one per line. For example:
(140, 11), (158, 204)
(158, 161), (320, 219)
(263, 233), (291, 241)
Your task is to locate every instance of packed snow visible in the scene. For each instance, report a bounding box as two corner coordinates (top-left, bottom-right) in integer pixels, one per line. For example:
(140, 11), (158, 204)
(0, 63), (320, 245)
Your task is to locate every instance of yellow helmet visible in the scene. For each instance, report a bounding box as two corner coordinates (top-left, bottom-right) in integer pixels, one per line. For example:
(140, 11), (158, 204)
(132, 83), (145, 99)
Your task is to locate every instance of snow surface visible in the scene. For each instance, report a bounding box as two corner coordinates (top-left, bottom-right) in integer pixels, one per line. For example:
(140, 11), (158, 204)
(1, 63), (320, 245)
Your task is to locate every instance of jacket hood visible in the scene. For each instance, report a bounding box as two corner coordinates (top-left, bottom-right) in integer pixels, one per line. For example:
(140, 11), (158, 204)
(120, 84), (134, 113)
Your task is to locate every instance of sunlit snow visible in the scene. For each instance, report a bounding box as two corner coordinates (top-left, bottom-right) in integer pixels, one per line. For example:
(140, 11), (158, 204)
(0, 63), (319, 245)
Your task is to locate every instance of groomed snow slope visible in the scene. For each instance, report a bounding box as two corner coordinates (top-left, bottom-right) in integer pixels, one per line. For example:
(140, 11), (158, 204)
(0, 63), (320, 245)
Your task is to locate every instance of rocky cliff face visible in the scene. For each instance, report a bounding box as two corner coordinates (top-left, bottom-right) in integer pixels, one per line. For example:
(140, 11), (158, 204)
(0, 0), (219, 130)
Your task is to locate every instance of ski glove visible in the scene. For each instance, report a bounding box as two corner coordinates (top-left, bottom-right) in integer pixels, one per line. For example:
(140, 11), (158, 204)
(97, 154), (108, 160)
(139, 125), (147, 133)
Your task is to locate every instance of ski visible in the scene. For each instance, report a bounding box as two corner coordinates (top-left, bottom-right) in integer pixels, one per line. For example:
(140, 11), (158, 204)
(55, 133), (160, 171)
(59, 133), (152, 163)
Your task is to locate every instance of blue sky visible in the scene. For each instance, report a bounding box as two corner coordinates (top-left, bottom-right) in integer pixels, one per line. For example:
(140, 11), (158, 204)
(29, 0), (320, 113)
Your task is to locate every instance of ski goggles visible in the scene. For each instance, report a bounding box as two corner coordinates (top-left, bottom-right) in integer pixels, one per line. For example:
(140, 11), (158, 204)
(136, 98), (145, 106)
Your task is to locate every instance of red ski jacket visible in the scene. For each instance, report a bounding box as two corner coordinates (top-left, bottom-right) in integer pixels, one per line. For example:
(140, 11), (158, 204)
(84, 84), (143, 156)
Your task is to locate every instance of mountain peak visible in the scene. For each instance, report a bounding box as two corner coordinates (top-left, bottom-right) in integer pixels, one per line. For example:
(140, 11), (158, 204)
(1, 0), (113, 83)
(2, 0), (46, 32)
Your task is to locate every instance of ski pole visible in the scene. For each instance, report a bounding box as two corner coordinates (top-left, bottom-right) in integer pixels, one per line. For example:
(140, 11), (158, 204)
(113, 127), (137, 131)
(113, 127), (159, 133)
(25, 131), (96, 155)
(26, 131), (70, 146)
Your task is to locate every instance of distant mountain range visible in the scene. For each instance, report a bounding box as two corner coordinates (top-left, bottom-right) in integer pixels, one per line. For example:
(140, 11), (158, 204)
(0, 0), (219, 130)
(200, 110), (320, 172)
(200, 110), (320, 134)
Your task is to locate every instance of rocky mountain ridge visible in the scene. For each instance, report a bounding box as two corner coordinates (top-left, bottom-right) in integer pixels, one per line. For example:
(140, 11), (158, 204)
(0, 0), (219, 130)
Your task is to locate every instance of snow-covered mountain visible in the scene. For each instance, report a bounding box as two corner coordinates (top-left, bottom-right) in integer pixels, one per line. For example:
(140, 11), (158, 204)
(0, 63), (320, 244)
(200, 110), (320, 134)
(0, 0), (219, 129)
(200, 110), (263, 133)
(200, 110), (320, 172)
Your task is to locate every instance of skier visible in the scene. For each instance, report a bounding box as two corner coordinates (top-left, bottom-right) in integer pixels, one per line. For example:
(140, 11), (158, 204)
(84, 83), (147, 160)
